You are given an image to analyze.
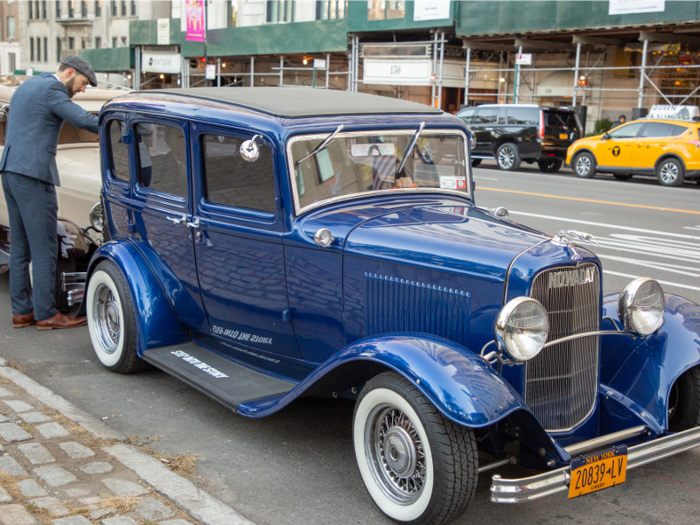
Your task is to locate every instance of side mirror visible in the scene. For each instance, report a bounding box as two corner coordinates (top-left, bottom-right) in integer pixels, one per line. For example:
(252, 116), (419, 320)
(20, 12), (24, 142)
(602, 132), (610, 140)
(240, 134), (262, 163)
(0, 104), (9, 123)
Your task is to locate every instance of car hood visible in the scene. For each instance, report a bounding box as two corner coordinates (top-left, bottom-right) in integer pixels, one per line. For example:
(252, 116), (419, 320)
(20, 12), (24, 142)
(345, 204), (547, 282)
(55, 144), (102, 193)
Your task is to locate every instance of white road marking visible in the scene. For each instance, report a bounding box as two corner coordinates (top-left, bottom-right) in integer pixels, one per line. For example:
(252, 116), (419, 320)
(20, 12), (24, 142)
(475, 177), (499, 181)
(684, 226), (700, 231)
(597, 254), (700, 277)
(510, 211), (700, 240)
(604, 270), (700, 293)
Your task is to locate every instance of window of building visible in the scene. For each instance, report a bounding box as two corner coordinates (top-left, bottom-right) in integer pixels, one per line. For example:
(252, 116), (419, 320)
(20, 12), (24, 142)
(42, 1), (47, 18)
(8, 53), (15, 73)
(112, 37), (117, 48)
(56, 1), (61, 18)
(81, 37), (86, 49)
(202, 134), (276, 213)
(43, 37), (47, 61)
(111, 0), (116, 16)
(107, 120), (130, 183)
(266, 0), (294, 23)
(30, 38), (34, 62)
(136, 123), (188, 198)
(316, 0), (345, 20)
(29, 2), (33, 19)
(68, 36), (75, 50)
(228, 0), (237, 27)
(95, 0), (101, 16)
(367, 0), (405, 20)
(95, 36), (101, 49)
(68, 0), (74, 18)
(56, 37), (62, 62)
(35, 1), (40, 19)
(81, 0), (87, 17)
(121, 0), (126, 16)
(6, 17), (15, 40)
(36, 38), (41, 63)
(130, 0), (136, 15)
(121, 36), (127, 47)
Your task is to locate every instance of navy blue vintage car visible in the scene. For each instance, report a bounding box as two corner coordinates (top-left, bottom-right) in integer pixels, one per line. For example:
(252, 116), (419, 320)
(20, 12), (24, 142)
(82, 88), (700, 525)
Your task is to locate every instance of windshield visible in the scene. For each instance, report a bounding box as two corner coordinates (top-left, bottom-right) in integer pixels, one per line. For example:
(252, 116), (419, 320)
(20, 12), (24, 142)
(290, 131), (468, 213)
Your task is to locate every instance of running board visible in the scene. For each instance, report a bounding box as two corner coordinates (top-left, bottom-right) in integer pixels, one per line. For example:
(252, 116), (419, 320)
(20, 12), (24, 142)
(143, 343), (296, 412)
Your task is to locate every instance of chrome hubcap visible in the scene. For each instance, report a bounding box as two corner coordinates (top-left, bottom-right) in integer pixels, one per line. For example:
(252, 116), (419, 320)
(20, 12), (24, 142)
(660, 162), (679, 184)
(498, 147), (514, 169)
(365, 405), (426, 505)
(576, 156), (591, 176)
(93, 283), (120, 354)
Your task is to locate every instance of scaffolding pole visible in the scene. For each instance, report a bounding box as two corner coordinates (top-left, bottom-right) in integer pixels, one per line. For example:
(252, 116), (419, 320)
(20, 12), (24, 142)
(514, 45), (522, 103)
(572, 42), (582, 107)
(464, 47), (471, 106)
(279, 56), (284, 87)
(326, 53), (330, 89)
(216, 58), (221, 87)
(438, 31), (445, 109)
(638, 38), (648, 108)
(250, 57), (255, 87)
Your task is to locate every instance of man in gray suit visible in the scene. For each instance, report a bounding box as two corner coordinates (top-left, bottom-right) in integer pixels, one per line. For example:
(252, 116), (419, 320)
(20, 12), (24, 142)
(1, 56), (99, 330)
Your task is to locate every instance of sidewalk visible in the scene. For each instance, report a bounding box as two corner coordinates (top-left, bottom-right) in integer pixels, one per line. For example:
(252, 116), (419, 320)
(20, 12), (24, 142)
(0, 358), (254, 525)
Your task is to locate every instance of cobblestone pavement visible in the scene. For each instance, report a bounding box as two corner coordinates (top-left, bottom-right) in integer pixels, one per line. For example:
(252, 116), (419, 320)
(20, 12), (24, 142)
(0, 364), (201, 525)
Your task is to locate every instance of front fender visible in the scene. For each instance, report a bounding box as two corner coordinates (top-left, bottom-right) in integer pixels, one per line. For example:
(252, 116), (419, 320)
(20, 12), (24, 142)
(81, 240), (190, 356)
(601, 292), (700, 430)
(240, 333), (531, 428)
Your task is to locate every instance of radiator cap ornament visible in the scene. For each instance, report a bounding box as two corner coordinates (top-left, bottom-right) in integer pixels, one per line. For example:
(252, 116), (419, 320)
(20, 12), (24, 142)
(551, 230), (599, 261)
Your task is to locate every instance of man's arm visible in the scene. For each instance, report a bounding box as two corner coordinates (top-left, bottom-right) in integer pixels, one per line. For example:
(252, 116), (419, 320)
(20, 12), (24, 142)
(46, 83), (99, 134)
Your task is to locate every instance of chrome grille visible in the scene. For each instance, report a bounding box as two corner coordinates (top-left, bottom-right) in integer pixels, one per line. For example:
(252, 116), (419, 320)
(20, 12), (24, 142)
(526, 264), (600, 432)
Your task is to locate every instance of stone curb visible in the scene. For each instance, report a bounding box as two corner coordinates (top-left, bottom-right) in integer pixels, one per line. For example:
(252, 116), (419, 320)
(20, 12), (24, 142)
(0, 358), (256, 525)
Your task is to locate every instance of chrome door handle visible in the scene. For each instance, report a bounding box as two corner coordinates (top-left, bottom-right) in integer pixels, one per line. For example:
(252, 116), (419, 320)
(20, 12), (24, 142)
(186, 217), (200, 229)
(166, 214), (186, 225)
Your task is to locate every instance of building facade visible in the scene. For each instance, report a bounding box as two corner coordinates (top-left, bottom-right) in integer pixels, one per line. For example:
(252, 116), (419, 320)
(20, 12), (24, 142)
(0, 0), (20, 75)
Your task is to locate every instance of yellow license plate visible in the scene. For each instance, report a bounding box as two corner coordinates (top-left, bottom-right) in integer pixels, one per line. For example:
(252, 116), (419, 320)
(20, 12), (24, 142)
(559, 133), (569, 140)
(568, 445), (627, 499)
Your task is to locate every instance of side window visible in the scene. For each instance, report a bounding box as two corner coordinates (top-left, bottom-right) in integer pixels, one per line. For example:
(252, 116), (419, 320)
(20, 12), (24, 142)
(608, 122), (644, 139)
(507, 108), (538, 125)
(135, 122), (188, 198)
(496, 107), (506, 125)
(107, 120), (129, 183)
(639, 122), (670, 138)
(475, 108), (496, 124)
(202, 134), (276, 214)
(458, 108), (475, 124)
(667, 124), (689, 137)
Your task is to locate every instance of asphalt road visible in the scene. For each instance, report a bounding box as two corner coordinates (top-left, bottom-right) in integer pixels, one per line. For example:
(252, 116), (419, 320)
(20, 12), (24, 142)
(1, 162), (700, 525)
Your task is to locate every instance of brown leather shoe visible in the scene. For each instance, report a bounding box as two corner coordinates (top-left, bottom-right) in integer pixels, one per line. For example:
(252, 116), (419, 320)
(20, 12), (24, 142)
(12, 312), (36, 328)
(36, 313), (87, 330)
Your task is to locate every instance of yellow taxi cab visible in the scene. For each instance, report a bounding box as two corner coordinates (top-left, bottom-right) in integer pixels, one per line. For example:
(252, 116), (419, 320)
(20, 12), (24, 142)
(566, 110), (700, 186)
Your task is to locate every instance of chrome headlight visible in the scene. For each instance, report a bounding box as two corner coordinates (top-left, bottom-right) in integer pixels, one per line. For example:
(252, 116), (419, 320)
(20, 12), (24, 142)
(494, 297), (549, 361)
(467, 126), (477, 150)
(618, 277), (664, 335)
(89, 201), (104, 232)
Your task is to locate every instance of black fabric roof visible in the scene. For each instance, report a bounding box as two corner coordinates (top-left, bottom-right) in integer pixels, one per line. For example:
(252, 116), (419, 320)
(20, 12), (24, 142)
(147, 87), (442, 118)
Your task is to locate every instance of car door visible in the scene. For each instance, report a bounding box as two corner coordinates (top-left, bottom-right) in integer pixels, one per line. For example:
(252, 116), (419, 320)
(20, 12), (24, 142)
(631, 122), (672, 169)
(473, 107), (498, 155)
(190, 124), (302, 360)
(594, 122), (644, 168)
(130, 117), (208, 331)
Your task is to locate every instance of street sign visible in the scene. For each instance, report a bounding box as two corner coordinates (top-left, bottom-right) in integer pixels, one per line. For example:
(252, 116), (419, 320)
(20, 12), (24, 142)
(205, 64), (216, 80)
(313, 58), (327, 69)
(516, 53), (532, 65)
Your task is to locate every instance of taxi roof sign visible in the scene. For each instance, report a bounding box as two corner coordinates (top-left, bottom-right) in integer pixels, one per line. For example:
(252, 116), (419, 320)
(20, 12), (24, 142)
(647, 105), (699, 121)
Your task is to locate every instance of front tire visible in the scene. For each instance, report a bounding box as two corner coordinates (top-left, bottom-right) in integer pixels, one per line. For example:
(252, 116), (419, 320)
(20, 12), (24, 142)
(613, 173), (632, 181)
(470, 159), (482, 167)
(537, 159), (563, 173)
(668, 366), (700, 432)
(657, 158), (684, 187)
(573, 151), (596, 178)
(496, 143), (521, 171)
(353, 372), (478, 525)
(87, 260), (147, 374)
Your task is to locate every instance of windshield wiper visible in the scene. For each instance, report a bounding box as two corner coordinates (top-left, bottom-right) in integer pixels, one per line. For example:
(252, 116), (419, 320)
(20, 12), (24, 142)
(296, 124), (344, 165)
(395, 122), (425, 176)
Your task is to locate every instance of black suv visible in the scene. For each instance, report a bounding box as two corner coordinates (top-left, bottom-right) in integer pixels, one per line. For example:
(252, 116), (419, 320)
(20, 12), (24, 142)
(457, 104), (582, 172)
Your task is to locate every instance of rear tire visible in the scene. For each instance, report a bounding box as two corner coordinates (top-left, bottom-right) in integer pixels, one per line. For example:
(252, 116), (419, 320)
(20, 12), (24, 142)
(537, 159), (563, 173)
(354, 372), (478, 525)
(668, 366), (700, 432)
(471, 159), (482, 167)
(496, 143), (521, 171)
(573, 152), (596, 178)
(657, 158), (684, 187)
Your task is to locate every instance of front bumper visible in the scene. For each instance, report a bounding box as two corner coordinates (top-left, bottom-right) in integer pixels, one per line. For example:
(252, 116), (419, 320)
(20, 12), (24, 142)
(61, 271), (87, 307)
(491, 426), (700, 503)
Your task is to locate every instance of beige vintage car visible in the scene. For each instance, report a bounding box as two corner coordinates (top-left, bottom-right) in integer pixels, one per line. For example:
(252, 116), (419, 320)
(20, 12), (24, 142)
(0, 75), (130, 308)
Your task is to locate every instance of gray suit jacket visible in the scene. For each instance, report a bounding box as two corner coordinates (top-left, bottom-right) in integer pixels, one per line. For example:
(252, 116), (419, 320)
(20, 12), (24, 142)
(0, 72), (99, 186)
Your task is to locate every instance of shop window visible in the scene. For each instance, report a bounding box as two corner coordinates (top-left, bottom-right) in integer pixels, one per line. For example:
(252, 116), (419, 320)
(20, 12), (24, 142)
(367, 0), (404, 21)
(136, 123), (188, 198)
(266, 0), (294, 23)
(108, 120), (130, 183)
(316, 0), (346, 20)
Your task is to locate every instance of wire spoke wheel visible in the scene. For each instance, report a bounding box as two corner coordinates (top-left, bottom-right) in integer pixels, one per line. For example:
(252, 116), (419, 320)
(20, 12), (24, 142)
(366, 405), (426, 505)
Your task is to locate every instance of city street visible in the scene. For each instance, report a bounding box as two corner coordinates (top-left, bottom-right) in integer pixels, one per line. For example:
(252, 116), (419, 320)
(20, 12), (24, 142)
(2, 164), (700, 525)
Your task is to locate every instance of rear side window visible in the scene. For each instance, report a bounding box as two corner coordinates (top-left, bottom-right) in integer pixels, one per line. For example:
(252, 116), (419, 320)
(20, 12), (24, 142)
(667, 124), (689, 137)
(475, 108), (497, 124)
(544, 110), (578, 129)
(507, 108), (538, 125)
(202, 134), (276, 214)
(107, 120), (129, 183)
(640, 122), (671, 138)
(135, 123), (188, 198)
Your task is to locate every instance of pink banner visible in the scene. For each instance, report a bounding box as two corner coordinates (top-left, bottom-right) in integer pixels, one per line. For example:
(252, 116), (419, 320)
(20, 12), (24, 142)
(186, 0), (205, 42)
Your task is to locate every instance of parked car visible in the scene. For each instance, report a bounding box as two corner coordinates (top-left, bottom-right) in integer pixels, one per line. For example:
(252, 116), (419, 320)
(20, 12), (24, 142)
(0, 75), (129, 308)
(457, 104), (582, 173)
(83, 88), (700, 525)
(566, 117), (700, 186)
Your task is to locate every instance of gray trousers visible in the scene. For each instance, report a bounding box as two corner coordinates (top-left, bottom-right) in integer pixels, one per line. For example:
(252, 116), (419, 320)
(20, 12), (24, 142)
(1, 171), (58, 321)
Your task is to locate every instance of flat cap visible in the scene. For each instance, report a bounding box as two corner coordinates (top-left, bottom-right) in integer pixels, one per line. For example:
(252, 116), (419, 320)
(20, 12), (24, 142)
(61, 55), (98, 87)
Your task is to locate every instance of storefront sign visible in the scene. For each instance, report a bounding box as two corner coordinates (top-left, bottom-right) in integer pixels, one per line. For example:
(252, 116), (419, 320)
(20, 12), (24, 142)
(609, 0), (665, 15)
(363, 58), (467, 88)
(186, 0), (205, 42)
(413, 0), (451, 21)
(157, 19), (170, 45)
(516, 53), (532, 65)
(313, 58), (327, 69)
(142, 52), (182, 74)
